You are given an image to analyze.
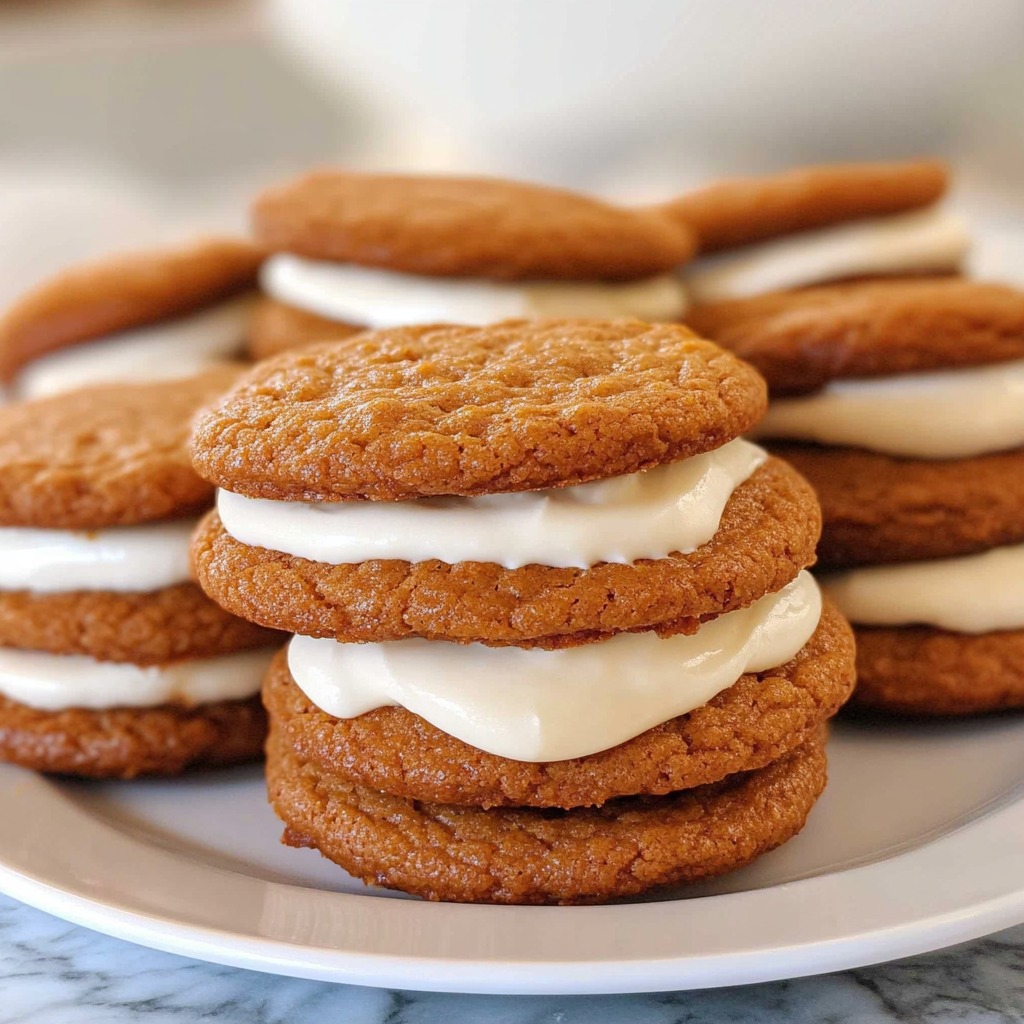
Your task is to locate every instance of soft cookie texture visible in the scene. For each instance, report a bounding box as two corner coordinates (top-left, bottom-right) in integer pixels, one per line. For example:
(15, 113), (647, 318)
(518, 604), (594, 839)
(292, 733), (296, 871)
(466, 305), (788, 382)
(0, 367), (240, 529)
(770, 444), (1024, 567)
(263, 601), (853, 808)
(191, 320), (768, 502)
(0, 694), (267, 778)
(247, 298), (362, 361)
(252, 171), (696, 280)
(687, 279), (1024, 394)
(0, 238), (264, 381)
(267, 725), (827, 905)
(661, 159), (948, 253)
(851, 626), (1024, 715)
(193, 457), (820, 644)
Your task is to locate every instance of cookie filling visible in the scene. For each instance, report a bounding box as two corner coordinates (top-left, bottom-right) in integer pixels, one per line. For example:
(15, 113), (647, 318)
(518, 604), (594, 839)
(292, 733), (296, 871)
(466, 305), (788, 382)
(260, 254), (688, 329)
(286, 571), (821, 761)
(754, 358), (1024, 459)
(0, 646), (274, 712)
(16, 294), (254, 400)
(216, 438), (766, 569)
(684, 207), (969, 303)
(824, 542), (1024, 634)
(0, 520), (197, 593)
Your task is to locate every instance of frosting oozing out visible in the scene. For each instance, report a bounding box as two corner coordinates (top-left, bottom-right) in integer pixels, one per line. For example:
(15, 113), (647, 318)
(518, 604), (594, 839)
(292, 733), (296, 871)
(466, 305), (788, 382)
(0, 520), (198, 594)
(260, 253), (689, 329)
(217, 438), (767, 570)
(754, 358), (1024, 459)
(824, 542), (1024, 634)
(0, 646), (275, 712)
(286, 571), (822, 762)
(16, 294), (254, 400)
(684, 208), (970, 303)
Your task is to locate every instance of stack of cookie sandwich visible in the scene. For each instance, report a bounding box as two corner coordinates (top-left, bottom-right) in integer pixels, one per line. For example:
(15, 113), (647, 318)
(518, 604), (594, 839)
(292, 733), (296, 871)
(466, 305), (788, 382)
(191, 319), (856, 904)
(246, 171), (695, 358)
(0, 369), (283, 778)
(686, 161), (1024, 715)
(0, 238), (262, 401)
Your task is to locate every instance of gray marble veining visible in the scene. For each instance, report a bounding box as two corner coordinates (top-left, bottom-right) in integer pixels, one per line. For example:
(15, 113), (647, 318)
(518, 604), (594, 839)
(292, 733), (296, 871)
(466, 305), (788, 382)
(2, 894), (1023, 1024)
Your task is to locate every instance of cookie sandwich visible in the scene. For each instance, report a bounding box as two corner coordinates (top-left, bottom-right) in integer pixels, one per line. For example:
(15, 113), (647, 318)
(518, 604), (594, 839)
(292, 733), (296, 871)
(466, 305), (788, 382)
(0, 237), (263, 400)
(0, 368), (283, 778)
(191, 319), (856, 904)
(246, 171), (696, 359)
(664, 159), (966, 309)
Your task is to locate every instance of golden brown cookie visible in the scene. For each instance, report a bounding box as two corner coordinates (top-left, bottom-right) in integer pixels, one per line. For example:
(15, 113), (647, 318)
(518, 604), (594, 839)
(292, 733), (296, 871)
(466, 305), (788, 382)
(660, 159), (948, 253)
(264, 599), (853, 808)
(247, 298), (362, 361)
(686, 279), (1024, 394)
(850, 625), (1024, 715)
(192, 320), (768, 502)
(252, 171), (696, 280)
(193, 457), (820, 645)
(0, 238), (264, 381)
(0, 694), (267, 778)
(267, 725), (827, 905)
(0, 367), (241, 529)
(769, 444), (1024, 567)
(0, 583), (282, 665)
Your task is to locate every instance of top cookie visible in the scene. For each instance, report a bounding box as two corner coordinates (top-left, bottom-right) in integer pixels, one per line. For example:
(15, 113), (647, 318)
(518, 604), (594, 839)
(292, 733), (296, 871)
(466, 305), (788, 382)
(251, 171), (696, 280)
(0, 366), (242, 529)
(660, 159), (947, 253)
(687, 278), (1024, 394)
(191, 320), (767, 502)
(0, 237), (264, 381)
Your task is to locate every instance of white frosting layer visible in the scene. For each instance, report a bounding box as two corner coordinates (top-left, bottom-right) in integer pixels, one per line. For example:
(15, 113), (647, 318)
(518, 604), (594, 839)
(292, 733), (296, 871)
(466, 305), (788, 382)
(16, 294), (254, 400)
(260, 253), (688, 328)
(0, 647), (275, 712)
(0, 520), (196, 594)
(287, 571), (822, 762)
(755, 358), (1024, 459)
(217, 438), (766, 570)
(684, 208), (970, 303)
(824, 543), (1024, 634)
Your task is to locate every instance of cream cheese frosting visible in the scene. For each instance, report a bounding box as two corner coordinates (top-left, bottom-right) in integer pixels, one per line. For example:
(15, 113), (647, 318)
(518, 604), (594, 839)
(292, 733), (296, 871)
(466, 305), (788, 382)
(0, 647), (275, 712)
(823, 542), (1024, 634)
(217, 438), (767, 570)
(260, 253), (689, 328)
(754, 358), (1024, 459)
(0, 520), (197, 594)
(286, 571), (822, 762)
(684, 208), (970, 303)
(16, 294), (254, 400)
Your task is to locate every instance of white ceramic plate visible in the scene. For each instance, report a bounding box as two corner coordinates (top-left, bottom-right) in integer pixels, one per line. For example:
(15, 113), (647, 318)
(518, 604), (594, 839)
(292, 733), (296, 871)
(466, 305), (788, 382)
(0, 714), (1023, 994)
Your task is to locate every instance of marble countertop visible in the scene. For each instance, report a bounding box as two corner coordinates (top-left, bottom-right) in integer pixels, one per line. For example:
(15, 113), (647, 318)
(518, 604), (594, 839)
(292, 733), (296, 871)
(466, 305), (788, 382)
(1, 894), (1022, 1023)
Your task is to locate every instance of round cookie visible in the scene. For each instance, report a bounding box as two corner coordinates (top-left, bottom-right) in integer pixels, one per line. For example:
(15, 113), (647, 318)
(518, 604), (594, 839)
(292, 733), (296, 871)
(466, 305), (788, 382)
(0, 367), (241, 529)
(686, 279), (1024, 394)
(252, 171), (696, 280)
(247, 298), (362, 361)
(0, 238), (264, 381)
(0, 583), (282, 665)
(0, 694), (267, 778)
(267, 726), (827, 905)
(660, 159), (947, 253)
(264, 599), (853, 808)
(193, 457), (820, 645)
(850, 626), (1024, 716)
(191, 320), (768, 502)
(769, 444), (1024, 567)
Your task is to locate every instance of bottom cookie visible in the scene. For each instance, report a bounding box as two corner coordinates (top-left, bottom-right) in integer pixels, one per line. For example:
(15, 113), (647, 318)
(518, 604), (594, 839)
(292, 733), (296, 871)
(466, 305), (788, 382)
(0, 694), (267, 778)
(851, 625), (1024, 715)
(266, 725), (828, 905)
(247, 298), (362, 361)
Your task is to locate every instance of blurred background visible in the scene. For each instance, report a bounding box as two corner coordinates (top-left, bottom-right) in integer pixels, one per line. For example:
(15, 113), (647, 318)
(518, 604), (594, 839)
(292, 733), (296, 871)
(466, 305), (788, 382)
(2, 0), (1024, 301)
